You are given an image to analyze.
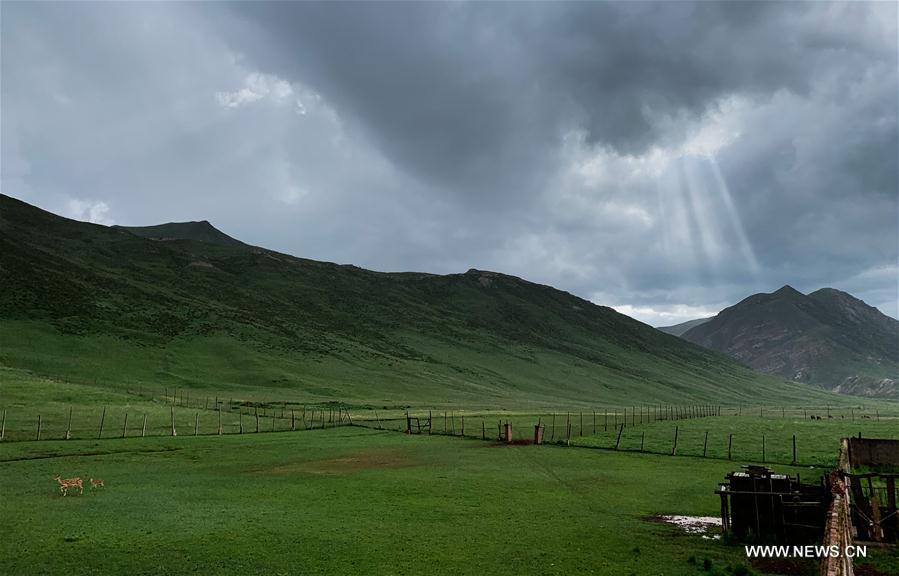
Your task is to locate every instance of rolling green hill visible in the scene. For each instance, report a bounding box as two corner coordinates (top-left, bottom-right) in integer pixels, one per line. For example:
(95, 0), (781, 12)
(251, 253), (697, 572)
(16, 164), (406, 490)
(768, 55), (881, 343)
(681, 286), (899, 397)
(0, 194), (852, 407)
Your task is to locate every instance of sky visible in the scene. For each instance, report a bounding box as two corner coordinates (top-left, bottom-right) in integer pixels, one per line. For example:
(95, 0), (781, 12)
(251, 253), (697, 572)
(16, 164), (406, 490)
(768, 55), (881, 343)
(2, 1), (897, 325)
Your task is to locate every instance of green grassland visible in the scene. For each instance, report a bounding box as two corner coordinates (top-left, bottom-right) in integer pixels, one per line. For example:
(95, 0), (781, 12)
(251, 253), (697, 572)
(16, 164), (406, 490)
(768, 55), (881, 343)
(3, 195), (899, 575)
(0, 427), (841, 576)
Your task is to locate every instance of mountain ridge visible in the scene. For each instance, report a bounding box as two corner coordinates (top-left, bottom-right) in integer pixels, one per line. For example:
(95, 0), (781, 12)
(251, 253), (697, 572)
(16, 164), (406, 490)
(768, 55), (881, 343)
(680, 285), (899, 397)
(0, 194), (854, 405)
(113, 220), (248, 247)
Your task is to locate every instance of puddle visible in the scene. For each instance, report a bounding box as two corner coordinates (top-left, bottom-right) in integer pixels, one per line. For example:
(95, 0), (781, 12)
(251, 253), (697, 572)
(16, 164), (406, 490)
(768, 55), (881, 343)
(655, 515), (722, 539)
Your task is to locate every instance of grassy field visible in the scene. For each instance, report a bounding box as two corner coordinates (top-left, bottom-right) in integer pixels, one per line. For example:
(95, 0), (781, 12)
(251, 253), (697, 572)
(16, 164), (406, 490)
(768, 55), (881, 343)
(0, 426), (848, 576)
(3, 370), (899, 574)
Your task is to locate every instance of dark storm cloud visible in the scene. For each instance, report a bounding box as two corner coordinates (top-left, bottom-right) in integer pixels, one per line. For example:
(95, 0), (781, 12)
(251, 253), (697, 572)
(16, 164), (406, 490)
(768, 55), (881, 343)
(224, 2), (888, 188)
(2, 1), (897, 324)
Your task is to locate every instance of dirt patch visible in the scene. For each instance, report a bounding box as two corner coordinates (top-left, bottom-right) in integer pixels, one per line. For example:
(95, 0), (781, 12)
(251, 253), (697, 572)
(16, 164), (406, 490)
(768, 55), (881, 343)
(483, 439), (534, 447)
(252, 449), (415, 475)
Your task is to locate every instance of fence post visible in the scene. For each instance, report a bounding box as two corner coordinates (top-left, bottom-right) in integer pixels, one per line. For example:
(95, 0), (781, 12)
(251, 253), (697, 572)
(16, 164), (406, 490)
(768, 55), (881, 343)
(551, 413), (555, 441)
(593, 411), (596, 435)
(171, 406), (177, 437)
(36, 415), (42, 441)
(461, 415), (465, 437)
(672, 426), (678, 456)
(218, 406), (223, 435)
(615, 424), (623, 450)
(579, 412), (583, 437)
(482, 420), (486, 440)
(762, 435), (766, 463)
(255, 407), (259, 433)
(703, 431), (709, 457)
(727, 433), (733, 460)
(142, 413), (147, 437)
(122, 413), (128, 438)
(604, 410), (608, 432)
(98, 407), (107, 439)
(239, 411), (243, 434)
(345, 408), (353, 425)
(792, 434), (797, 465)
(194, 412), (199, 436)
(640, 431), (645, 452)
(65, 406), (72, 440)
(0, 409), (5, 441)
(291, 410), (295, 431)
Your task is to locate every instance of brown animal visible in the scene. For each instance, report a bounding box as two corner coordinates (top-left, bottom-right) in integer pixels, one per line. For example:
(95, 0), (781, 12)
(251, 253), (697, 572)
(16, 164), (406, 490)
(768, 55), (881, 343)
(89, 478), (105, 490)
(53, 474), (83, 496)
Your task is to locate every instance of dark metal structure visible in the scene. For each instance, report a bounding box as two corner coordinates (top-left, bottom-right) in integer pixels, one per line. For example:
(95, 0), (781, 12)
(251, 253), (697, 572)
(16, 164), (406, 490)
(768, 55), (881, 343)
(718, 465), (829, 543)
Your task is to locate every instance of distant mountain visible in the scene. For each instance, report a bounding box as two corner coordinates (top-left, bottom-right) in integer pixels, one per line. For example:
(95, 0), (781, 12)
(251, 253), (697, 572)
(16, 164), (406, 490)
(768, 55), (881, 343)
(680, 285), (899, 397)
(657, 317), (712, 337)
(0, 193), (842, 406)
(113, 221), (247, 247)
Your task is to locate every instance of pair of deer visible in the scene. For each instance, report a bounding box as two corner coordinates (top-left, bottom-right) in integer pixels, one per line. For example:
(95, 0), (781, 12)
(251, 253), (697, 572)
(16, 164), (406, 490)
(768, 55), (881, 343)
(52, 474), (104, 496)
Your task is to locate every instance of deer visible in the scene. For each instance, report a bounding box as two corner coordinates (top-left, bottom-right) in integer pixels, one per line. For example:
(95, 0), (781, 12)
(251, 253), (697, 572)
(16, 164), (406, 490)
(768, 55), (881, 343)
(53, 474), (83, 496)
(89, 478), (105, 490)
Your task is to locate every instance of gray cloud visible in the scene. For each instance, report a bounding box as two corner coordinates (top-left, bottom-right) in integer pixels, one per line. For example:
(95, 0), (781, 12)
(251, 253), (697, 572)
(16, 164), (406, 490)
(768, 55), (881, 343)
(2, 1), (897, 325)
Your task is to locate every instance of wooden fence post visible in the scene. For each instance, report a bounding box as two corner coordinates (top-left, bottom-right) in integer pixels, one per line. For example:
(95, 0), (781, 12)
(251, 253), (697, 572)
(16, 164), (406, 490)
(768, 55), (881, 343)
(36, 415), (42, 441)
(98, 406), (107, 439)
(593, 411), (596, 435)
(65, 406), (72, 440)
(194, 412), (199, 436)
(171, 406), (177, 437)
(461, 415), (465, 437)
(0, 409), (5, 441)
(122, 413), (128, 438)
(604, 410), (608, 432)
(255, 407), (259, 433)
(482, 420), (486, 440)
(239, 411), (243, 434)
(703, 431), (709, 457)
(615, 424), (623, 450)
(792, 434), (797, 465)
(291, 410), (295, 431)
(551, 413), (555, 441)
(142, 413), (147, 437)
(762, 435), (766, 463)
(579, 412), (583, 437)
(672, 426), (679, 456)
(727, 433), (732, 460)
(640, 431), (645, 452)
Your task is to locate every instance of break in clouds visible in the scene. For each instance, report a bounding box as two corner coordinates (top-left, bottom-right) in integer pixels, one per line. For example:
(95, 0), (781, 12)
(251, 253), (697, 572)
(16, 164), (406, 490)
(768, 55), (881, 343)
(2, 2), (896, 324)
